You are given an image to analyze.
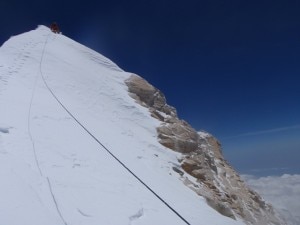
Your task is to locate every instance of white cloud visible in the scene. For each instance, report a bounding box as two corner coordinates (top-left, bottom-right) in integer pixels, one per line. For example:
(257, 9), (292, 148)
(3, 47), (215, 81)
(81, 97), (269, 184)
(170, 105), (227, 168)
(242, 174), (300, 225)
(224, 124), (300, 139)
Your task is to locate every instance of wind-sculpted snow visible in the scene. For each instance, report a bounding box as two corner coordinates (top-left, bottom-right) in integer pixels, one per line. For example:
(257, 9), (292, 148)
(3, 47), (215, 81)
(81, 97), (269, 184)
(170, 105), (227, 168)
(0, 26), (244, 225)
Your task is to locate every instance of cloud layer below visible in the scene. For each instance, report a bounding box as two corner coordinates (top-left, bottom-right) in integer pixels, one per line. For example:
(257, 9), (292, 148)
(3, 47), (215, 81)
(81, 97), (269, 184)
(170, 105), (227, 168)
(242, 174), (300, 225)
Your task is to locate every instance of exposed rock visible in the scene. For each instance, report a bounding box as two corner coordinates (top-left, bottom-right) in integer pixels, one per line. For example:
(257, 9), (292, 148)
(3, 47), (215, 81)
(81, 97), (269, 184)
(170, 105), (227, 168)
(125, 74), (177, 117)
(125, 73), (285, 225)
(157, 121), (199, 153)
(172, 167), (184, 176)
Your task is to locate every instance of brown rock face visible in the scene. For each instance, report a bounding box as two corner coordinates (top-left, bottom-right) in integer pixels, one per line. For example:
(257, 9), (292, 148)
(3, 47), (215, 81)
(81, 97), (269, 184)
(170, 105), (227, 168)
(125, 74), (198, 153)
(125, 74), (177, 117)
(157, 121), (199, 153)
(125, 74), (285, 225)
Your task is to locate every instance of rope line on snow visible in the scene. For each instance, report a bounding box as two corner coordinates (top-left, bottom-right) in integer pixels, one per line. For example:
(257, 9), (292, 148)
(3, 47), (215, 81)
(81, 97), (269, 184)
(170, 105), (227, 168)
(37, 33), (69, 225)
(47, 177), (68, 225)
(27, 43), (43, 177)
(40, 32), (191, 225)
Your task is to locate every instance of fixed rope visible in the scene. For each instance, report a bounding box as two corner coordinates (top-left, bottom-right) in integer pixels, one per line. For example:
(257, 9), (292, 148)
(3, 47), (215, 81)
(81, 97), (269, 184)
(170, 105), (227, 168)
(40, 32), (191, 225)
(39, 33), (69, 225)
(28, 46), (43, 177)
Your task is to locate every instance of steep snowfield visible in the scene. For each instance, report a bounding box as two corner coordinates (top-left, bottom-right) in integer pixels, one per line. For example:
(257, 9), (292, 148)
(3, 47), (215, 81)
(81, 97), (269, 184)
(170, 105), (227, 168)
(0, 26), (244, 225)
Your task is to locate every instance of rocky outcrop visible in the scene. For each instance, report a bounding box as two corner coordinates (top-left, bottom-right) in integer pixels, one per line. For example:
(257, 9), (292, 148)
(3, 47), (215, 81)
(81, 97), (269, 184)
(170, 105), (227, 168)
(125, 74), (197, 153)
(125, 74), (177, 118)
(157, 121), (199, 153)
(125, 74), (285, 225)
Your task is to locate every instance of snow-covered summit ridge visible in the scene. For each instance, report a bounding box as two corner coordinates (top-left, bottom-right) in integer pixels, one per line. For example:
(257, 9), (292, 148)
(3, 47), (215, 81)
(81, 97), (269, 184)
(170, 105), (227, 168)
(0, 26), (247, 225)
(37, 25), (123, 73)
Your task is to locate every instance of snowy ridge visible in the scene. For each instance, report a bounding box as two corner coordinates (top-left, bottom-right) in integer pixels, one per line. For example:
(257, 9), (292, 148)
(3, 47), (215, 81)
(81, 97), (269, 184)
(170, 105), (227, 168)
(0, 26), (244, 225)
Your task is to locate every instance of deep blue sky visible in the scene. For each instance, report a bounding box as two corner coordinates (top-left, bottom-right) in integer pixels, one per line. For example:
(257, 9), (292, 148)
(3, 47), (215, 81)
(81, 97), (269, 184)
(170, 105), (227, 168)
(1, 0), (300, 176)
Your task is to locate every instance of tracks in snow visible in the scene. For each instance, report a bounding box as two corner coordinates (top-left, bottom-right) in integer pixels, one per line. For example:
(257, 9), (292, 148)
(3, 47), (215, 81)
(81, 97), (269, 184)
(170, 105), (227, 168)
(47, 177), (68, 225)
(27, 53), (43, 176)
(0, 37), (39, 94)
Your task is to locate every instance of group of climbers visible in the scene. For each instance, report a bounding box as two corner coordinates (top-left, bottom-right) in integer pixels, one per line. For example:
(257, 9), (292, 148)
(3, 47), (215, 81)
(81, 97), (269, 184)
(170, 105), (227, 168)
(50, 22), (60, 33)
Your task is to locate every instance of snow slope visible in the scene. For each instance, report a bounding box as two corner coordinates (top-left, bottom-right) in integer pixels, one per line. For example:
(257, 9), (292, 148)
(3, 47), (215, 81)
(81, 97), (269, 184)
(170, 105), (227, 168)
(0, 26), (245, 225)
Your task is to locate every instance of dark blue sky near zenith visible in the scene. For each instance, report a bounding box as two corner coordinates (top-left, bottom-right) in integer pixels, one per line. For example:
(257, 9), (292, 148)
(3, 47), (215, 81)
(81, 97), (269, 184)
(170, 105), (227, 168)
(1, 0), (300, 176)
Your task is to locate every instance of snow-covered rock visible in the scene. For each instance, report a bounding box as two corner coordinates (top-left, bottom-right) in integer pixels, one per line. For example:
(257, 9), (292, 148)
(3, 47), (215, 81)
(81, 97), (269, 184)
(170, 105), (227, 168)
(0, 25), (282, 225)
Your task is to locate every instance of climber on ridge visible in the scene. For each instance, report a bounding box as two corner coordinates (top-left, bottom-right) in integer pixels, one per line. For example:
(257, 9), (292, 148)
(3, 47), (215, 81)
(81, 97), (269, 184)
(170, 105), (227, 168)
(50, 22), (60, 33)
